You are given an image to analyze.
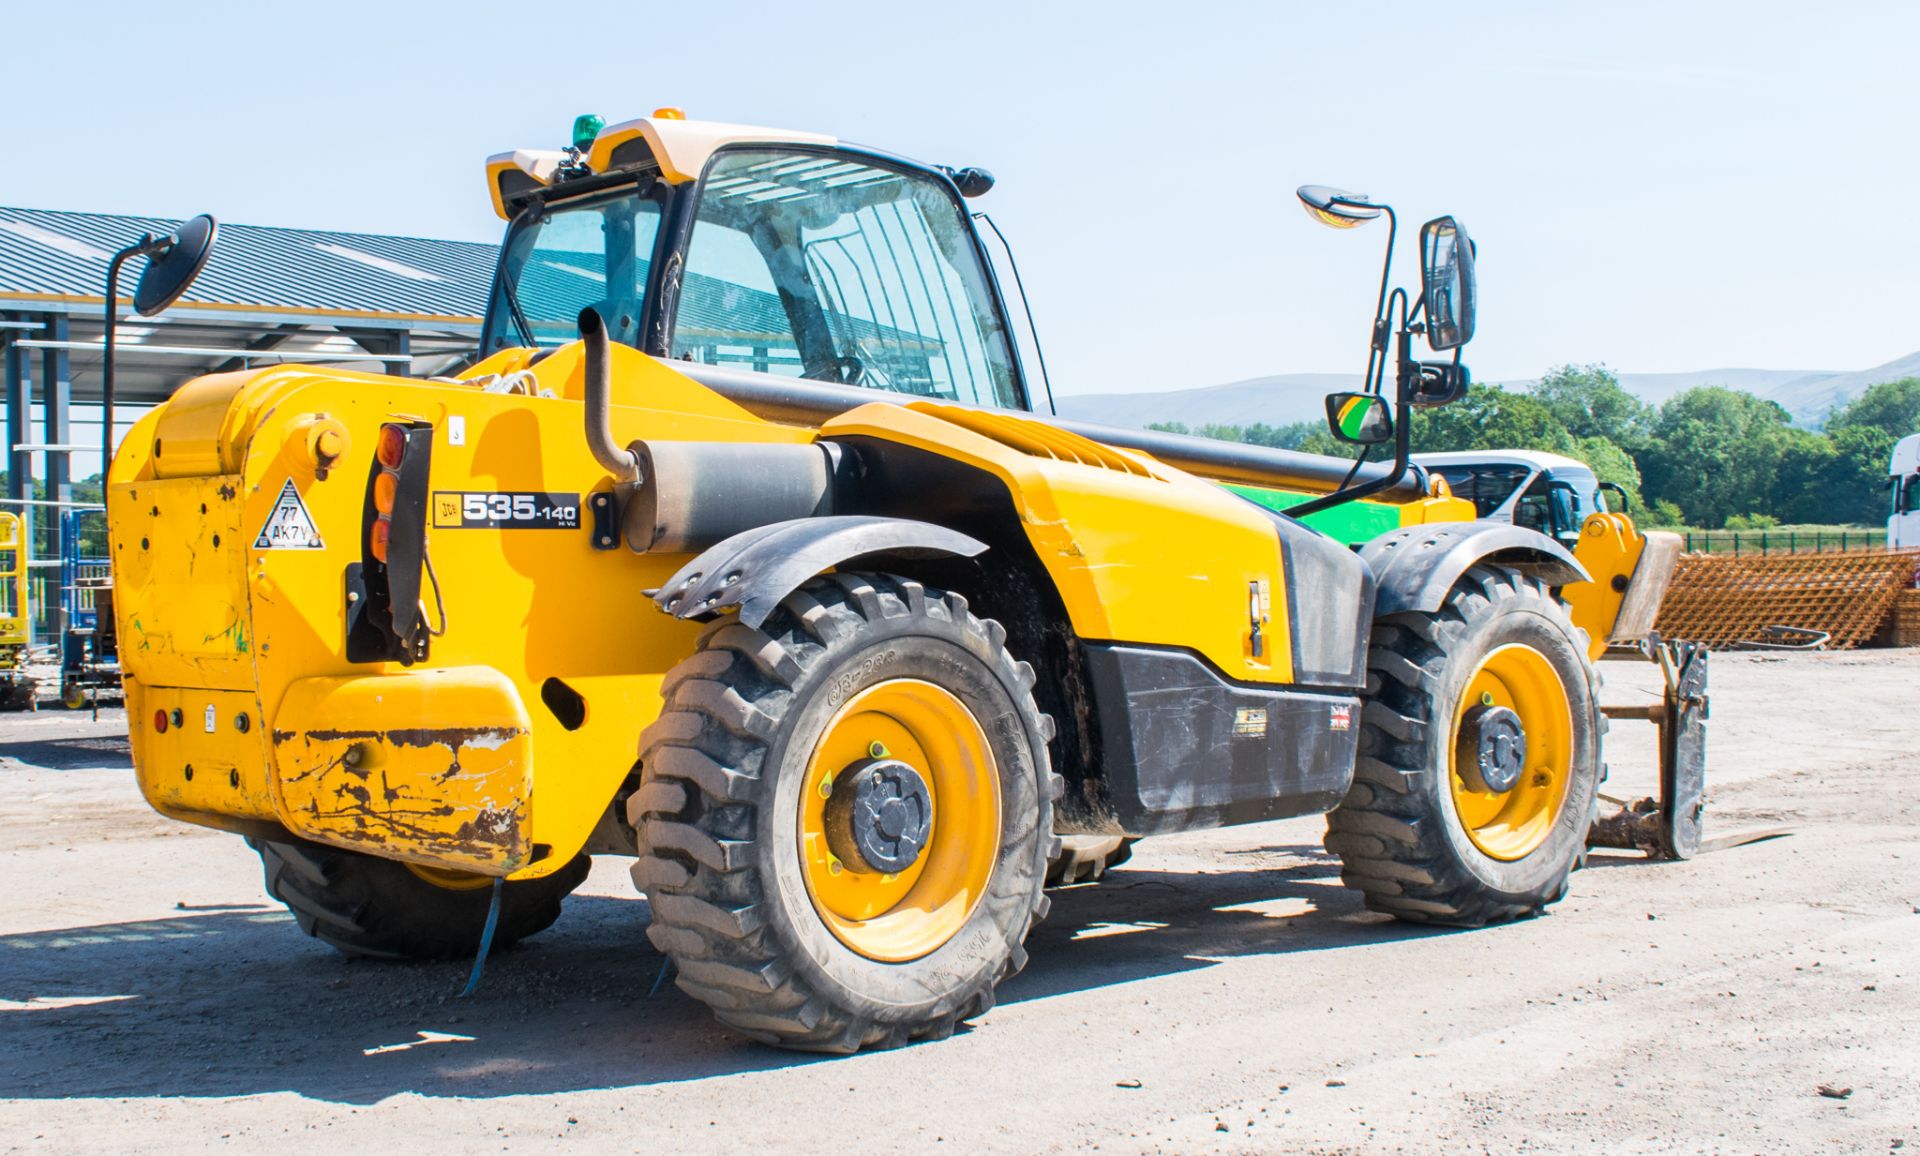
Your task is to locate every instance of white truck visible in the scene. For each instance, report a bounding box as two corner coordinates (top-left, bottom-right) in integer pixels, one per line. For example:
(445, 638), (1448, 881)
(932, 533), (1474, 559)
(1891, 434), (1920, 551)
(1412, 449), (1623, 549)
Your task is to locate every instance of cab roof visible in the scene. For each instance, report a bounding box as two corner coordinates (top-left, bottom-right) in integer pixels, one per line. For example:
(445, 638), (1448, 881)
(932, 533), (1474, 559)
(485, 114), (836, 219)
(1412, 449), (1595, 474)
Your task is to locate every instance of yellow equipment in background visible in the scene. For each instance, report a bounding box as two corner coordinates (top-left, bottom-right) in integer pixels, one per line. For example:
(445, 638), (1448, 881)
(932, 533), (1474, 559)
(0, 512), (34, 709)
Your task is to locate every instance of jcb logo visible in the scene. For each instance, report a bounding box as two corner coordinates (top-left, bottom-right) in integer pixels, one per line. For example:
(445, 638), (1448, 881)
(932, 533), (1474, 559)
(433, 495), (462, 527)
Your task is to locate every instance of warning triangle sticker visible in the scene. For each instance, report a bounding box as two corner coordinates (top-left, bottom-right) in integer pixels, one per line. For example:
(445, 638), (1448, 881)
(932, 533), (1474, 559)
(254, 478), (325, 550)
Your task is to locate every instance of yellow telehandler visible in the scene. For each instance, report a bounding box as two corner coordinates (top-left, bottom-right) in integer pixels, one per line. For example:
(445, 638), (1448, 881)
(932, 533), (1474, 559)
(108, 112), (1692, 1051)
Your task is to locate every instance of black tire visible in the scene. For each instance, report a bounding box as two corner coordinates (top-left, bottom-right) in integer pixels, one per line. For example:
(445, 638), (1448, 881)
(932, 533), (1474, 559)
(1325, 565), (1601, 927)
(250, 836), (590, 960)
(1046, 835), (1136, 886)
(630, 572), (1060, 1053)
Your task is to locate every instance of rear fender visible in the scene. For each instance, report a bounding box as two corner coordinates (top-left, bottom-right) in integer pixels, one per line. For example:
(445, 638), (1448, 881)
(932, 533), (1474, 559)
(1362, 521), (1588, 617)
(650, 515), (987, 628)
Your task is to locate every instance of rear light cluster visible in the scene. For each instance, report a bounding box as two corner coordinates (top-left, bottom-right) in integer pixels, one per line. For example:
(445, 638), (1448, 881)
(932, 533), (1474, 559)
(370, 422), (407, 563)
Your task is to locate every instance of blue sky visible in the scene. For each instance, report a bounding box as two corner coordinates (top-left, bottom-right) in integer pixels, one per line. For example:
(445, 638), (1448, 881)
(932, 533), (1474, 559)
(5, 0), (1913, 394)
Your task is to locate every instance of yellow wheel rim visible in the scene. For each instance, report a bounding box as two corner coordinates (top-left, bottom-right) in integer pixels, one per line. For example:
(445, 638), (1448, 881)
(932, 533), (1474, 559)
(404, 862), (495, 891)
(798, 679), (1001, 963)
(1448, 644), (1573, 861)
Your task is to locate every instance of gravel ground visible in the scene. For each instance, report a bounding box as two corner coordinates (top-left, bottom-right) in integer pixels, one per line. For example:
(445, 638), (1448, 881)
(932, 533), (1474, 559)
(1, 650), (1915, 1153)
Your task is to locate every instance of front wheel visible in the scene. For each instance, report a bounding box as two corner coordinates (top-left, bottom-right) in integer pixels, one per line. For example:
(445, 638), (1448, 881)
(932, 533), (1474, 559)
(1325, 565), (1601, 926)
(630, 573), (1060, 1052)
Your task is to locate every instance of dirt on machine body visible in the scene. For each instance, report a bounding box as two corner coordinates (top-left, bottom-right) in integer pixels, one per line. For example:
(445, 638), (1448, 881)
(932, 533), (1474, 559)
(106, 110), (1694, 1051)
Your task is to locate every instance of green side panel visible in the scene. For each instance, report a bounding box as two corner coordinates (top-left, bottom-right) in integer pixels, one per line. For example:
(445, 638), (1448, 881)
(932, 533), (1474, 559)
(1226, 483), (1402, 545)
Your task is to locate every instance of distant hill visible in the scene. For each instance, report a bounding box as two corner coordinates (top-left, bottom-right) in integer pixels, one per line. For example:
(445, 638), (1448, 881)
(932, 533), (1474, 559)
(1054, 372), (1360, 429)
(1051, 351), (1920, 431)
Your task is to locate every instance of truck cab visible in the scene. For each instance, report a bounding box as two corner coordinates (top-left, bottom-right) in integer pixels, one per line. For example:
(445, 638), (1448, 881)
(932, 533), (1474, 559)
(1889, 434), (1920, 551)
(1414, 449), (1615, 549)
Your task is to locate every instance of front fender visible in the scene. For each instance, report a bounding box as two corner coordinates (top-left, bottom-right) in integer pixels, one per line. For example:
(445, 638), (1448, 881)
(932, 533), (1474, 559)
(650, 515), (987, 628)
(1361, 521), (1589, 616)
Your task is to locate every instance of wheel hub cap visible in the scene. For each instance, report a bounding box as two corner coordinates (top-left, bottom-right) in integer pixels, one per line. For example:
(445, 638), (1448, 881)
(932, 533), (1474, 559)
(825, 758), (934, 873)
(1461, 704), (1527, 793)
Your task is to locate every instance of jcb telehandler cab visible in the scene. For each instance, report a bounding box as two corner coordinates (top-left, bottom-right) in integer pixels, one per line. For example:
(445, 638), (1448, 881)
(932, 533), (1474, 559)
(111, 112), (1643, 1052)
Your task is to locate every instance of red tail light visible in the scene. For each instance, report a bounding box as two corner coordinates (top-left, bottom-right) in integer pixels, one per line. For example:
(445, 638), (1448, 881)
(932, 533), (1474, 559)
(370, 423), (409, 561)
(375, 423), (408, 469)
(152, 709), (169, 733)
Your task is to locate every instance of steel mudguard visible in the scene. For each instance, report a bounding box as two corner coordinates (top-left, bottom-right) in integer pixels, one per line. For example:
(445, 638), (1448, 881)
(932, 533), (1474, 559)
(650, 516), (987, 628)
(1362, 521), (1589, 616)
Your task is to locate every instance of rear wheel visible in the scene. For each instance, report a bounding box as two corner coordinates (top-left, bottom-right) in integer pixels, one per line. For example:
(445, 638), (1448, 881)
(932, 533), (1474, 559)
(631, 573), (1059, 1052)
(250, 837), (590, 960)
(1325, 565), (1600, 926)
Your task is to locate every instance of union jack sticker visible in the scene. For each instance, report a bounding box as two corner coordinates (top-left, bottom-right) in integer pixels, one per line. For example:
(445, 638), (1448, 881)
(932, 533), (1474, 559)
(1330, 704), (1353, 731)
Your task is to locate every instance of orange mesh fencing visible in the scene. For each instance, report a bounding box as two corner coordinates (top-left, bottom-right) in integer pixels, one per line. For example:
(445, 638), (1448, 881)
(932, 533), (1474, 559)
(1652, 549), (1920, 650)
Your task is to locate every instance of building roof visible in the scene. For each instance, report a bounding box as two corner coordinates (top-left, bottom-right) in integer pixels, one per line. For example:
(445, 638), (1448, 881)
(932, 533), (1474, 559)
(0, 206), (495, 323)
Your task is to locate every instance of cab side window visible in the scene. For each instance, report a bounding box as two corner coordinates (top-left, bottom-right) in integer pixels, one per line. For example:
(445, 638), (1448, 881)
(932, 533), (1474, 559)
(673, 149), (1021, 409)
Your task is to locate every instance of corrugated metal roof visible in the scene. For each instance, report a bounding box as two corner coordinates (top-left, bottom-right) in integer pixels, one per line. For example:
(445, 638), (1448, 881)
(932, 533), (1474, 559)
(0, 206), (496, 321)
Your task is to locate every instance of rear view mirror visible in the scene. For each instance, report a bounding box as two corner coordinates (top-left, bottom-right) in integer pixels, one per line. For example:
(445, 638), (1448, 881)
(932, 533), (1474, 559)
(1410, 360), (1471, 408)
(1325, 392), (1393, 445)
(1420, 215), (1475, 350)
(131, 213), (218, 317)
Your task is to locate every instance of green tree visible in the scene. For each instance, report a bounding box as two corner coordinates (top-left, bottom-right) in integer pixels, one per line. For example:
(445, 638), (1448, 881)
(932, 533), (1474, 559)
(1410, 383), (1577, 455)
(1827, 377), (1920, 439)
(1572, 435), (1644, 512)
(1530, 363), (1650, 449)
(1639, 387), (1794, 527)
(1641, 498), (1688, 528)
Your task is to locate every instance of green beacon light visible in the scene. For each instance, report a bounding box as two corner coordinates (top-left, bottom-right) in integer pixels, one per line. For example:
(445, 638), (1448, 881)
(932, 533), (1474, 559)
(571, 114), (605, 153)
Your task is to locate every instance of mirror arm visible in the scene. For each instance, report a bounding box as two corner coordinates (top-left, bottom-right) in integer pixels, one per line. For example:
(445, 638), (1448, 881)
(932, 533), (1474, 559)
(100, 246), (142, 489)
(1289, 293), (1416, 519)
(1343, 200), (1396, 395)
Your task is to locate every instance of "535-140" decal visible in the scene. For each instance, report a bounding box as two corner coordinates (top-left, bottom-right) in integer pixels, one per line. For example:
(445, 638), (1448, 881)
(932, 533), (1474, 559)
(432, 491), (581, 530)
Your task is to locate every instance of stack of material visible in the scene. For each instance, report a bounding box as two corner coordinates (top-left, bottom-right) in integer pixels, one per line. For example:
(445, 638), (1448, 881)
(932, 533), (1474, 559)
(1653, 549), (1920, 650)
(1891, 587), (1920, 648)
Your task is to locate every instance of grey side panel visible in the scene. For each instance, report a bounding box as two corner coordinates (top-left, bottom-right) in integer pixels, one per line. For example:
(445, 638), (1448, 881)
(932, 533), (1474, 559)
(651, 516), (986, 628)
(1266, 512), (1373, 689)
(1362, 521), (1589, 616)
(1084, 644), (1359, 836)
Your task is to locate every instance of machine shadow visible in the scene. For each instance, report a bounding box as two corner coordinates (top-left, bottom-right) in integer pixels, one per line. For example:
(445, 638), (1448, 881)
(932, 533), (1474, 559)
(0, 733), (133, 771)
(0, 846), (1453, 1104)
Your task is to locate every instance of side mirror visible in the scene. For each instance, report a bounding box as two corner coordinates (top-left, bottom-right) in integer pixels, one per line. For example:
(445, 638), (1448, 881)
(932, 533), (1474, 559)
(1419, 215), (1475, 350)
(131, 214), (219, 317)
(1325, 392), (1393, 445)
(1410, 360), (1470, 408)
(1599, 480), (1631, 514)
